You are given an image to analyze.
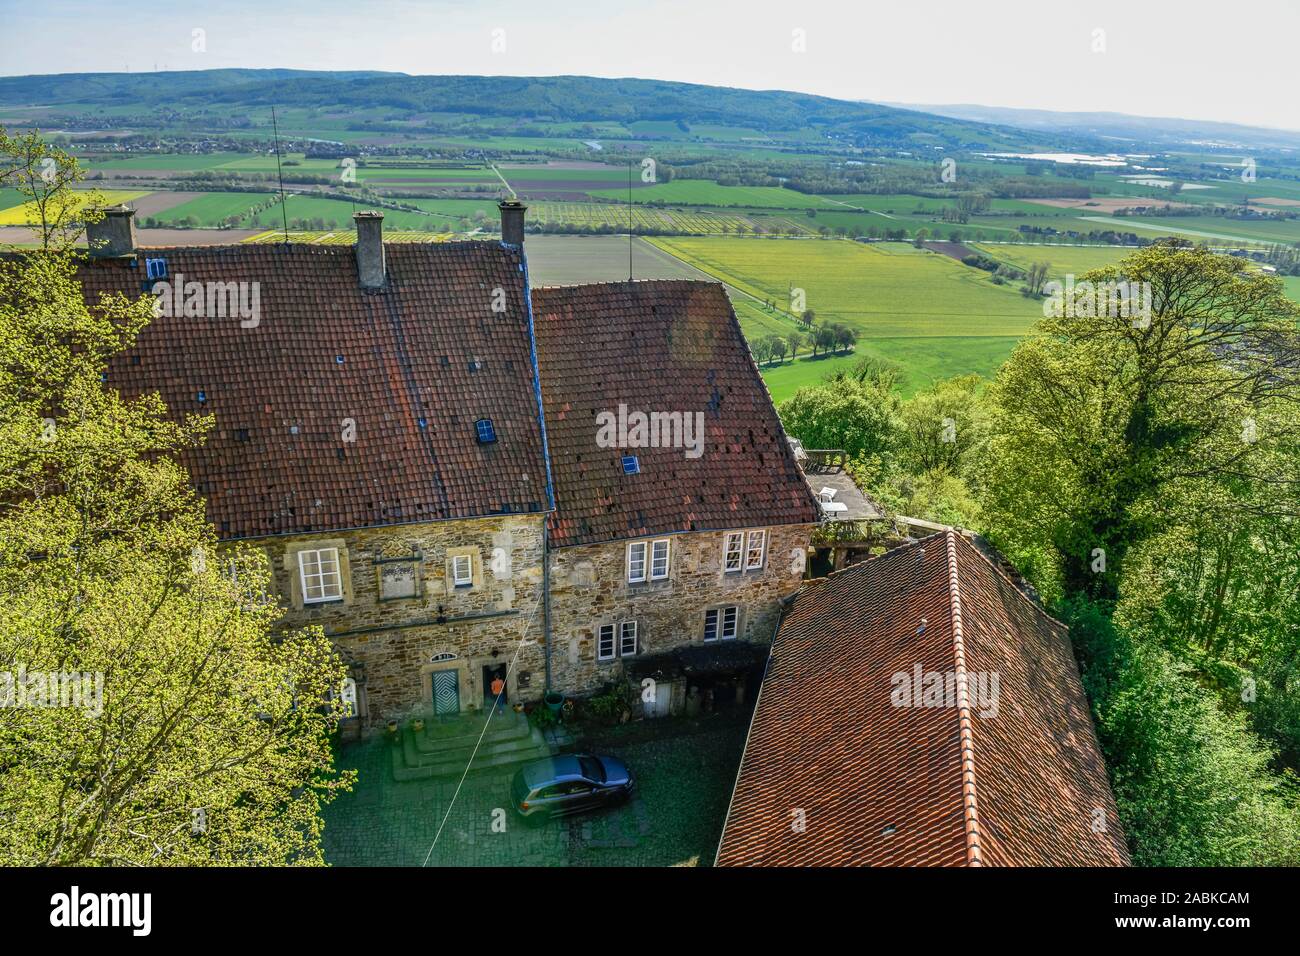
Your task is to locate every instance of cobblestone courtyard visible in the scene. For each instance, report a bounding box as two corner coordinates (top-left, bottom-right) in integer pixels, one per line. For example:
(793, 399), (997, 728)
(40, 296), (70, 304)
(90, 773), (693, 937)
(322, 710), (751, 867)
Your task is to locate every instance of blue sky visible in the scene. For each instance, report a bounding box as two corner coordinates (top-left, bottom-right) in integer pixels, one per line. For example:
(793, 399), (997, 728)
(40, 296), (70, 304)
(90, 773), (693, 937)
(1, 0), (1295, 130)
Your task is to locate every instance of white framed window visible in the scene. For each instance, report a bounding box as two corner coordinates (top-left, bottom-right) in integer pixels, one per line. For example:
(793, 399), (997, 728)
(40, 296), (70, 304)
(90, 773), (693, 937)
(339, 678), (358, 718)
(620, 621), (639, 657)
(650, 539), (670, 580)
(298, 548), (343, 604)
(451, 554), (473, 587)
(722, 605), (739, 639)
(745, 530), (767, 570)
(597, 624), (617, 661)
(627, 541), (647, 583)
(723, 531), (744, 573)
(705, 606), (740, 642)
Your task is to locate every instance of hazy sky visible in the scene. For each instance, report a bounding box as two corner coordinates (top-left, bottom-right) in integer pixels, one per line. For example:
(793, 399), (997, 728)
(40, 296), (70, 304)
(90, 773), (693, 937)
(1, 0), (1295, 130)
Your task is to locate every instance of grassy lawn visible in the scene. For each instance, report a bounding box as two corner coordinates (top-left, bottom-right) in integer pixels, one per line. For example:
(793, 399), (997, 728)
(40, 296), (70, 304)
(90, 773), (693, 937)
(759, 335), (1021, 402)
(322, 710), (750, 867)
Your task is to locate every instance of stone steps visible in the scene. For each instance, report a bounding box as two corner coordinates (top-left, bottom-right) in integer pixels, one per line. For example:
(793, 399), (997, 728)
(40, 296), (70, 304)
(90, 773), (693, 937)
(390, 711), (552, 781)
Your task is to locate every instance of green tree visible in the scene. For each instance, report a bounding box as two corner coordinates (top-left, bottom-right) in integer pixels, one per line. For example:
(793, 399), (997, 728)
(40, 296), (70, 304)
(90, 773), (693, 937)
(0, 127), (104, 251)
(981, 243), (1300, 597)
(778, 376), (901, 461)
(0, 163), (352, 865)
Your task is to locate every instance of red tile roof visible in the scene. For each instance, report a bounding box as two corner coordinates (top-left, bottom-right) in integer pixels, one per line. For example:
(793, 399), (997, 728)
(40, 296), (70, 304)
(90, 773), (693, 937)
(69, 242), (549, 538)
(531, 280), (819, 547)
(716, 530), (1129, 867)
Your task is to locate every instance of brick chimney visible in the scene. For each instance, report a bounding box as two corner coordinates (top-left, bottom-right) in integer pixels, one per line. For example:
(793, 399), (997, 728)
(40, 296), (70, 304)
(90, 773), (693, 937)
(86, 205), (136, 258)
(498, 199), (526, 246)
(353, 211), (386, 289)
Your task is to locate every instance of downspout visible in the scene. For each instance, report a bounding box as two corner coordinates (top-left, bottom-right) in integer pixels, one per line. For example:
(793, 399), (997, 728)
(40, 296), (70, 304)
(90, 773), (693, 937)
(513, 239), (557, 690)
(542, 520), (553, 691)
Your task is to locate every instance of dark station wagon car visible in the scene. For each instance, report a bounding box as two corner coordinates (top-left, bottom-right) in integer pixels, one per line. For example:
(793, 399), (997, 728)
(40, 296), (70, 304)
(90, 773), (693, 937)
(511, 754), (634, 823)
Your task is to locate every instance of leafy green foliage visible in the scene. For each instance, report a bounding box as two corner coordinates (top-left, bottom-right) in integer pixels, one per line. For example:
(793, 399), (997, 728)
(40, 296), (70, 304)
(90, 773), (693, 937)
(0, 247), (353, 865)
(1062, 598), (1300, 866)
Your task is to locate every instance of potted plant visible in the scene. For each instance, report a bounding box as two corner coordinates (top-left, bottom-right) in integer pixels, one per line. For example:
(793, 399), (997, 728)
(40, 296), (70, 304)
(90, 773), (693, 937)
(385, 718), (399, 738)
(412, 717), (425, 733)
(544, 691), (564, 714)
(512, 702), (525, 714)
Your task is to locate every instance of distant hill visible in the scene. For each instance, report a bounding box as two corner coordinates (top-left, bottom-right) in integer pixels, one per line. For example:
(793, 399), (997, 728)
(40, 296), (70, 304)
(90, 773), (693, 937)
(884, 102), (1300, 152)
(0, 70), (1083, 153)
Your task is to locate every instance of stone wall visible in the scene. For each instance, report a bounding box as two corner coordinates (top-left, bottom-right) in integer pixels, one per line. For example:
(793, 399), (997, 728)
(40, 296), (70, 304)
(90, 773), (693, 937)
(234, 516), (815, 724)
(546, 524), (815, 694)
(236, 514), (548, 727)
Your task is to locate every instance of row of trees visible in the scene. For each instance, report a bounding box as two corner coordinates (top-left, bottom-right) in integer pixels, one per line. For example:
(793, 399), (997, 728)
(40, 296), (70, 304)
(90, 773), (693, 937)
(777, 242), (1300, 864)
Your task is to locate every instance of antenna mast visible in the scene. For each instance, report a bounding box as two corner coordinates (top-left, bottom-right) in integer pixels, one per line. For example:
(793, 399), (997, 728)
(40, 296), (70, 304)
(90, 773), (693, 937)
(627, 158), (633, 283)
(272, 105), (289, 242)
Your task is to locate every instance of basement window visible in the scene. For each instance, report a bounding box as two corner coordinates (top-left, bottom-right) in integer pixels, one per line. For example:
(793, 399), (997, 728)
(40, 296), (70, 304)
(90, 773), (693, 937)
(475, 418), (497, 444)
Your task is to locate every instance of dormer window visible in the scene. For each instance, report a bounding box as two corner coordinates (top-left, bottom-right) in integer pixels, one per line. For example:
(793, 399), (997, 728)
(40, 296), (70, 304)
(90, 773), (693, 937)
(475, 419), (497, 444)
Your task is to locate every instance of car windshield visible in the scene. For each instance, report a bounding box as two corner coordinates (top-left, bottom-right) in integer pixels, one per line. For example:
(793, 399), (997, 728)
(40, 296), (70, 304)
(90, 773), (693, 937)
(578, 756), (605, 783)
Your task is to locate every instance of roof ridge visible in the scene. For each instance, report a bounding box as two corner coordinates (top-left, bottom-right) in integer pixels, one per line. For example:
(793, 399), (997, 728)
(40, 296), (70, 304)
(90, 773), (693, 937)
(945, 528), (984, 867)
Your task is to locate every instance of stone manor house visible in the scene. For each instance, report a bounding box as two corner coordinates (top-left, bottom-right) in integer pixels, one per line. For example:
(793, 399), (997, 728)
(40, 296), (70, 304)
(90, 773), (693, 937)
(69, 202), (820, 728)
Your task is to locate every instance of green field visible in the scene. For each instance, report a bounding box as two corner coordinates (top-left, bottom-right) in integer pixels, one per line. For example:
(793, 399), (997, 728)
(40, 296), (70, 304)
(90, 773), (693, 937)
(972, 242), (1132, 279)
(0, 188), (148, 225)
(649, 237), (1043, 396)
(591, 180), (836, 209)
(528, 201), (812, 236)
(147, 191), (273, 225)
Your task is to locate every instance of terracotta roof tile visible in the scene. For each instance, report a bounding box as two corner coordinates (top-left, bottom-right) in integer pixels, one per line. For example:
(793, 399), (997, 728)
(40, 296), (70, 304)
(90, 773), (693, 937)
(716, 531), (1129, 867)
(532, 280), (819, 547)
(65, 242), (548, 538)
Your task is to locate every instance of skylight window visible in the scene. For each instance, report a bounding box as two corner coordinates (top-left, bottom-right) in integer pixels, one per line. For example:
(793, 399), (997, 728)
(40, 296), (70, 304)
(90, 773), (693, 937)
(622, 455), (640, 475)
(475, 419), (497, 444)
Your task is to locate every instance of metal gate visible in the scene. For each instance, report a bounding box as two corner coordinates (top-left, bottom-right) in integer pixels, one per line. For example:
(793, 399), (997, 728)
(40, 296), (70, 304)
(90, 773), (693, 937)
(431, 669), (460, 717)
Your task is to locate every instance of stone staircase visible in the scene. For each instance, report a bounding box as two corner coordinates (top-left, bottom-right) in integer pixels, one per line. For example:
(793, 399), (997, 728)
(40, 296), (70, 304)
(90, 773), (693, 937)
(390, 710), (552, 782)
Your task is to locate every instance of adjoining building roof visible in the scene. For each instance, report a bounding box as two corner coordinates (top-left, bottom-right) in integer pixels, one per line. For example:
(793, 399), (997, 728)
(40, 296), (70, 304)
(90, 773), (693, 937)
(69, 242), (549, 538)
(531, 280), (820, 548)
(716, 530), (1130, 867)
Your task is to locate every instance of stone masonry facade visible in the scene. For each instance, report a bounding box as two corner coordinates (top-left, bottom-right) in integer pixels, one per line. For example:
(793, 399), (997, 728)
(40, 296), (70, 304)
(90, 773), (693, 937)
(234, 517), (814, 725)
(547, 523), (816, 693)
(239, 514), (548, 729)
